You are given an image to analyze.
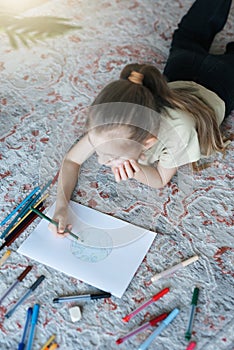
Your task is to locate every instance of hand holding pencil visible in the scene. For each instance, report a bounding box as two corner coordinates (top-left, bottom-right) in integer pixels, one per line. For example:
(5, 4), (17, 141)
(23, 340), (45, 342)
(30, 206), (82, 241)
(47, 207), (71, 237)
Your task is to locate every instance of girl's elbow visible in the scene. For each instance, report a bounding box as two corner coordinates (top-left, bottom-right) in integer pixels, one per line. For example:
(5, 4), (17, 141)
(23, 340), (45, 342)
(157, 167), (177, 187)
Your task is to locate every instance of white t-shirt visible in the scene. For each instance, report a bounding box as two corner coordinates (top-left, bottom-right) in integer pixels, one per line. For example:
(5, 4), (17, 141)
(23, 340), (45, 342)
(138, 81), (225, 168)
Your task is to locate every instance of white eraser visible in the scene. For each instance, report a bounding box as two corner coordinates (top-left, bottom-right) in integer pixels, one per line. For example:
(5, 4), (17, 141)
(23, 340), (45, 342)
(69, 306), (82, 322)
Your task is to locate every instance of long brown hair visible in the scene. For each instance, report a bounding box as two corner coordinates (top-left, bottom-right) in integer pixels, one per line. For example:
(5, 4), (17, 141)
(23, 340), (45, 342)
(89, 63), (226, 156)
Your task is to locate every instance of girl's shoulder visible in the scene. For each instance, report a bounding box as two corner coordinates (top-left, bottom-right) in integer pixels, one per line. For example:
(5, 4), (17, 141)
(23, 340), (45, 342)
(168, 81), (225, 125)
(161, 105), (195, 130)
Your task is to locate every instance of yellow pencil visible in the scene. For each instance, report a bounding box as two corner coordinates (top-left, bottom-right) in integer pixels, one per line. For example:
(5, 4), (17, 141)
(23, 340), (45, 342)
(40, 335), (56, 350)
(6, 194), (49, 236)
(0, 249), (11, 267)
(48, 343), (58, 350)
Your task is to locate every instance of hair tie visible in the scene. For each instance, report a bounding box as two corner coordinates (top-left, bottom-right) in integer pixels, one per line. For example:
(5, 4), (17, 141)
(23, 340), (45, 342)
(128, 71), (144, 85)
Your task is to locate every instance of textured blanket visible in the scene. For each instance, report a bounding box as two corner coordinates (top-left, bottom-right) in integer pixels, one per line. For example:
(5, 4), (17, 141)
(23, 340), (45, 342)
(0, 1), (233, 349)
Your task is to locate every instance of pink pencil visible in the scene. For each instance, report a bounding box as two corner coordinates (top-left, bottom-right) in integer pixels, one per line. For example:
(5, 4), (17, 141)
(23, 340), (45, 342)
(122, 288), (170, 322)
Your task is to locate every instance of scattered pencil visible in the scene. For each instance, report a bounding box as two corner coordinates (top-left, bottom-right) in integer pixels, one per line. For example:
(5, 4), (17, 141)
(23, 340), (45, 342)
(0, 250), (11, 267)
(0, 186), (40, 227)
(0, 180), (51, 240)
(185, 287), (200, 341)
(26, 304), (40, 350)
(6, 193), (49, 236)
(116, 313), (168, 344)
(122, 288), (169, 322)
(186, 340), (197, 350)
(40, 335), (56, 350)
(5, 276), (45, 319)
(18, 307), (33, 350)
(0, 194), (48, 252)
(138, 308), (180, 350)
(151, 256), (199, 283)
(0, 265), (33, 305)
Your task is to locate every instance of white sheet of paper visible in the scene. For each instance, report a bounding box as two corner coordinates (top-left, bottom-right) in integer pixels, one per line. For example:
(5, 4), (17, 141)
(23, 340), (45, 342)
(18, 201), (156, 298)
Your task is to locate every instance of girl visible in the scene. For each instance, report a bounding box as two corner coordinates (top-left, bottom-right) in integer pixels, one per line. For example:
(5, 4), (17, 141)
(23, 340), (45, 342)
(50, 0), (234, 235)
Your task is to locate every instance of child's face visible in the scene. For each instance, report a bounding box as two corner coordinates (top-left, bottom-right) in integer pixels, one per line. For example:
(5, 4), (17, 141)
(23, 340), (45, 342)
(88, 129), (144, 167)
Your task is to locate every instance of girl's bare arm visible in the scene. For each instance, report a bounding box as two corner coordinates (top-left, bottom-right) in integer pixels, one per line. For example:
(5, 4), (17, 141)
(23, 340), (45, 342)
(113, 160), (177, 189)
(50, 134), (94, 234)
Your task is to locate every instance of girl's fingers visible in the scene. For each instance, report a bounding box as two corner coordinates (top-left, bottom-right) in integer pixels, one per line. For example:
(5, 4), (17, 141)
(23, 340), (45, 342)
(124, 161), (134, 178)
(112, 166), (121, 182)
(64, 224), (72, 237)
(118, 164), (128, 180)
(58, 220), (66, 234)
(129, 159), (140, 172)
(48, 217), (69, 238)
(112, 161), (140, 182)
(58, 221), (73, 238)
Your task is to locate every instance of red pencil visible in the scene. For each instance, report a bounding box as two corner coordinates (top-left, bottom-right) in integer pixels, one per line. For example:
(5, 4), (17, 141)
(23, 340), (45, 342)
(122, 288), (170, 322)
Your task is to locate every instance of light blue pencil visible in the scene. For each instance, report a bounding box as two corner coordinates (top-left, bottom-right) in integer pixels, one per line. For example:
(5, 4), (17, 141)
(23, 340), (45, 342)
(26, 304), (40, 350)
(138, 308), (180, 350)
(0, 180), (52, 239)
(0, 186), (40, 227)
(0, 193), (40, 240)
(18, 179), (52, 220)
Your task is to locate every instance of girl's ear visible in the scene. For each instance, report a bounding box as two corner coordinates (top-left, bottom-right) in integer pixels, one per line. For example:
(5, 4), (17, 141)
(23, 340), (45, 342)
(143, 136), (157, 149)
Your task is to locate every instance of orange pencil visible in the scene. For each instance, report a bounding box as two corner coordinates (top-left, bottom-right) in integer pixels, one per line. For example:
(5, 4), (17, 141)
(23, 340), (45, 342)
(0, 249), (11, 267)
(7, 194), (49, 235)
(40, 335), (56, 350)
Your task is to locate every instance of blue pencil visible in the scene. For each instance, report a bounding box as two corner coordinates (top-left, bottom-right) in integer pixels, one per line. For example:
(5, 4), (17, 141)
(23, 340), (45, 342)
(17, 180), (52, 221)
(21, 179), (52, 219)
(5, 276), (45, 319)
(0, 186), (40, 227)
(0, 193), (40, 239)
(26, 304), (40, 350)
(18, 307), (33, 350)
(0, 180), (52, 239)
(138, 308), (180, 350)
(0, 195), (38, 240)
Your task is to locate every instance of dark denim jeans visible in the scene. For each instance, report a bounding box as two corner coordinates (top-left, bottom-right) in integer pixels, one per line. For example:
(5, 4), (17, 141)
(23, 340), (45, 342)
(163, 0), (234, 117)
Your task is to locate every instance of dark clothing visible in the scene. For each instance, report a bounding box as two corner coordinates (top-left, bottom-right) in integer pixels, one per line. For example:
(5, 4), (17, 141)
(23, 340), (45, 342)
(163, 0), (234, 117)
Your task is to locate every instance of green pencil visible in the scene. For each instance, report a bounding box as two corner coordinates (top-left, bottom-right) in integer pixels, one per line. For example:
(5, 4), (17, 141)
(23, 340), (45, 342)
(30, 206), (82, 242)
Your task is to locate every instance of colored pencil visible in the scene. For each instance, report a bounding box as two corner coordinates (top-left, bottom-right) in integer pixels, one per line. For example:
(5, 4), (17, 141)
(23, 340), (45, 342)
(0, 265), (33, 305)
(26, 304), (40, 350)
(185, 287), (200, 340)
(18, 307), (33, 350)
(0, 250), (11, 267)
(5, 277), (44, 318)
(0, 186), (40, 227)
(0, 194), (39, 239)
(0, 180), (51, 239)
(40, 335), (56, 350)
(0, 195), (47, 251)
(7, 194), (49, 236)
